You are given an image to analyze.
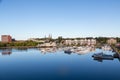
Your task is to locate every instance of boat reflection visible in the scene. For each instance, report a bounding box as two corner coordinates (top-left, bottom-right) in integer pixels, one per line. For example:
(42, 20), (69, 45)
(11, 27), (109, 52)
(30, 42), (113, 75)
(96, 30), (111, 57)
(64, 46), (96, 55)
(93, 58), (113, 62)
(39, 47), (58, 54)
(39, 46), (96, 55)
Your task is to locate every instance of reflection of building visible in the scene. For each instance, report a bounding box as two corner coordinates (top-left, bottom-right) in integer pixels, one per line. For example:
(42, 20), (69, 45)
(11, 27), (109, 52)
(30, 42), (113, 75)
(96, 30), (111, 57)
(107, 38), (117, 45)
(1, 35), (12, 43)
(2, 51), (12, 55)
(1, 49), (12, 56)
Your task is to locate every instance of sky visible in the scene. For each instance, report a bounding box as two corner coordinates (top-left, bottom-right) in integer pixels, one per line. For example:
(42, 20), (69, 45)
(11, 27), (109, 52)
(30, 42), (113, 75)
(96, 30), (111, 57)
(0, 0), (120, 40)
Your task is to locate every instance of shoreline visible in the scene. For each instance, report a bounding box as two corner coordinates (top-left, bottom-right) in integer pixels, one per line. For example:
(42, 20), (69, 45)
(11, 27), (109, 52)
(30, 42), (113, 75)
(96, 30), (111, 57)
(0, 46), (37, 49)
(0, 46), (59, 49)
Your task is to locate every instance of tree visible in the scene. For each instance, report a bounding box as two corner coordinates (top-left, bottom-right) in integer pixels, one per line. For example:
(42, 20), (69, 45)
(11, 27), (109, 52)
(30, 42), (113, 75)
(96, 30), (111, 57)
(57, 36), (63, 43)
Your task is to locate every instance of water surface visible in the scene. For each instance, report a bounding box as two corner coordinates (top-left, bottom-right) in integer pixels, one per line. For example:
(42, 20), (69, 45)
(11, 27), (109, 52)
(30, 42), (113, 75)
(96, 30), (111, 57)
(0, 48), (119, 80)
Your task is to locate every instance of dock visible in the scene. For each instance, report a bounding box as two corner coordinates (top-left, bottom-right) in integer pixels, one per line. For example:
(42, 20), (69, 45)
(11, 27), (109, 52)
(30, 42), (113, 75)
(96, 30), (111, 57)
(111, 46), (120, 59)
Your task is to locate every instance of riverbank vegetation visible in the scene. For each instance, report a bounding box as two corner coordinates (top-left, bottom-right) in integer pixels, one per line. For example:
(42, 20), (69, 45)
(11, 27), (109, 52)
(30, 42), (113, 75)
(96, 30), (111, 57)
(0, 41), (40, 48)
(0, 37), (120, 48)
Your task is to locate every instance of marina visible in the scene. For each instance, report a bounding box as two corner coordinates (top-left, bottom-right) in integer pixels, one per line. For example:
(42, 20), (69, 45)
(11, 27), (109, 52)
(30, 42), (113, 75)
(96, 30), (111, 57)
(0, 0), (120, 80)
(64, 46), (95, 55)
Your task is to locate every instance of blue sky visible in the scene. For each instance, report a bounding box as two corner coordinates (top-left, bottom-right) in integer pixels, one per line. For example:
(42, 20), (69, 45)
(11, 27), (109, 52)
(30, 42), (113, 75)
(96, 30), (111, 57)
(0, 0), (120, 40)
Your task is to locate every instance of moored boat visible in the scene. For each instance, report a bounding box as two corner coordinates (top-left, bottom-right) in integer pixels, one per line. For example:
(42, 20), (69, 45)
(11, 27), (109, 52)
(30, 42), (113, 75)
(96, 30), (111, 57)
(64, 49), (72, 54)
(92, 52), (114, 60)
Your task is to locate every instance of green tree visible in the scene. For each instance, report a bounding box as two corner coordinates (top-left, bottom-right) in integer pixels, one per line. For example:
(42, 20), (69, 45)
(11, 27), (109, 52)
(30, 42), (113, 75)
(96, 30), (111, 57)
(57, 36), (63, 43)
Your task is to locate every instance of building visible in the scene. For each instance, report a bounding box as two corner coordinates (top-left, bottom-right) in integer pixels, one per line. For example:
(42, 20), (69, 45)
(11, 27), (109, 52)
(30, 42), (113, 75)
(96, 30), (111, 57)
(65, 40), (73, 45)
(37, 42), (57, 47)
(107, 38), (117, 45)
(1, 35), (12, 43)
(64, 39), (96, 46)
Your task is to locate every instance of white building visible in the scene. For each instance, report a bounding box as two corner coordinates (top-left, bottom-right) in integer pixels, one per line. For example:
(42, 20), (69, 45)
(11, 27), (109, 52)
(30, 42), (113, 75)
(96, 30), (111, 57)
(65, 39), (96, 46)
(65, 40), (73, 45)
(37, 42), (57, 47)
(107, 38), (117, 45)
(91, 39), (96, 45)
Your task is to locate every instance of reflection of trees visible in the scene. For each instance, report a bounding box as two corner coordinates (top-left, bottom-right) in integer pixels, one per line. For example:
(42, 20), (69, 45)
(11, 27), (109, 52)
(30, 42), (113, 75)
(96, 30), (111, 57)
(15, 48), (28, 51)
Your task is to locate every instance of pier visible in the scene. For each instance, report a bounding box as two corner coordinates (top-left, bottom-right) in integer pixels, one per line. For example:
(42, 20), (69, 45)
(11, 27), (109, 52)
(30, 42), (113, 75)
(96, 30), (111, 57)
(111, 46), (120, 59)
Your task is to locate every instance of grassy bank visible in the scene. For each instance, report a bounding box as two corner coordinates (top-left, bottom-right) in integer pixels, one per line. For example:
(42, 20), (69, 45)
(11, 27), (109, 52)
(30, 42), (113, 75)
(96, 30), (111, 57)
(0, 41), (40, 48)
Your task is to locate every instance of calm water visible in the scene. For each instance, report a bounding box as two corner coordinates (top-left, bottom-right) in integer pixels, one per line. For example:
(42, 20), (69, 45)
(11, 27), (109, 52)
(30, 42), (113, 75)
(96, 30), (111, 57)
(0, 48), (120, 80)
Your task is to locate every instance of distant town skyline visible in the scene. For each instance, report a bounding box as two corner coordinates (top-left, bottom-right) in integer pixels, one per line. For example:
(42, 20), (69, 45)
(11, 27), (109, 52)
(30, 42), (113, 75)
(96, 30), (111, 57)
(0, 0), (120, 40)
